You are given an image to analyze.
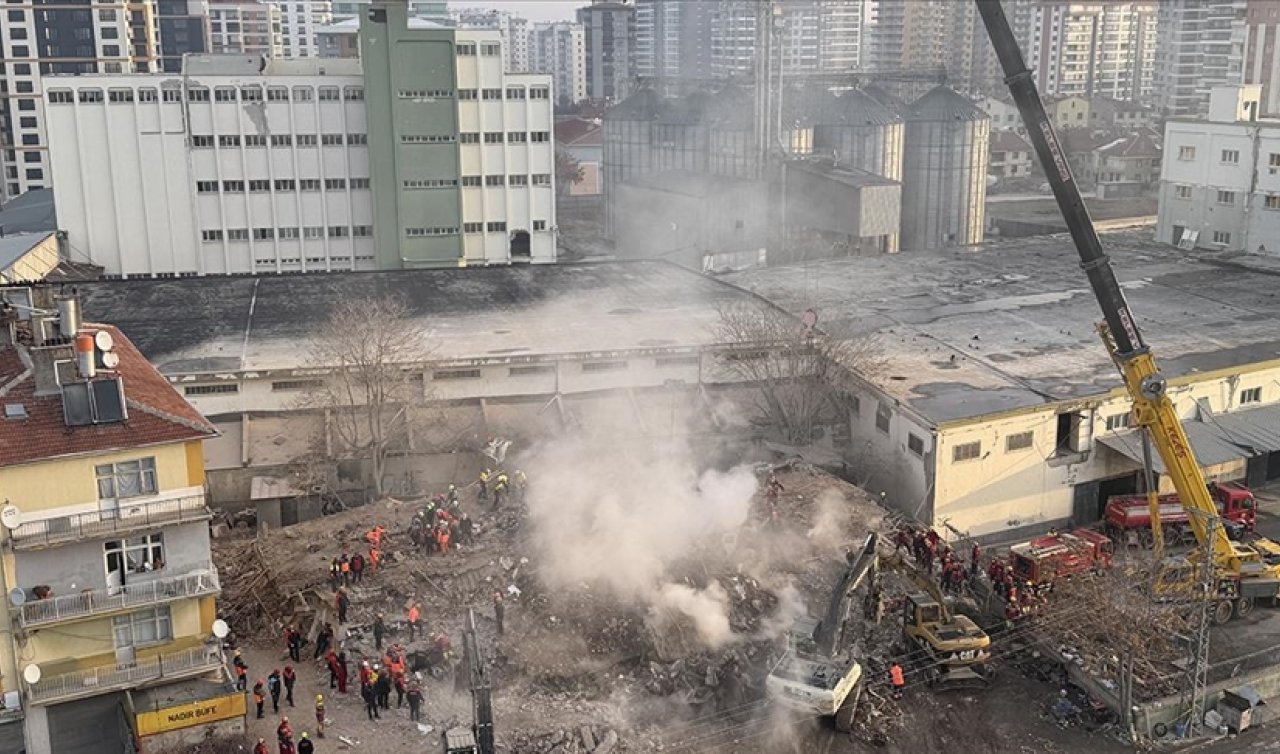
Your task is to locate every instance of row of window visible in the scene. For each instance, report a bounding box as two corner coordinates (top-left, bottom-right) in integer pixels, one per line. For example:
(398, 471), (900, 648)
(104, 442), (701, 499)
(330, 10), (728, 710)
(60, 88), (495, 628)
(461, 174), (551, 187)
(1176, 147), (1280, 167)
(458, 131), (550, 144)
(191, 133), (368, 148)
(455, 42), (503, 56)
(197, 178), (369, 193)
(1171, 185), (1280, 212)
(408, 220), (549, 236)
(398, 87), (551, 101)
(201, 226), (372, 242)
(49, 85), (364, 105)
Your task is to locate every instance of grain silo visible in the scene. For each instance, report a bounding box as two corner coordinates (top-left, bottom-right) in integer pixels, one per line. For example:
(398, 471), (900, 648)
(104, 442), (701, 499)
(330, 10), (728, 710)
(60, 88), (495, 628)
(604, 88), (662, 238)
(814, 89), (904, 182)
(653, 90), (711, 175)
(703, 85), (757, 179)
(899, 85), (989, 251)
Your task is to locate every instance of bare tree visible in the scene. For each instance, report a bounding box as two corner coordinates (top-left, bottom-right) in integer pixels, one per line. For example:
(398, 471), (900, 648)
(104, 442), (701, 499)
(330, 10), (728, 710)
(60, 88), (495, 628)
(714, 302), (884, 444)
(555, 149), (585, 196)
(297, 295), (433, 498)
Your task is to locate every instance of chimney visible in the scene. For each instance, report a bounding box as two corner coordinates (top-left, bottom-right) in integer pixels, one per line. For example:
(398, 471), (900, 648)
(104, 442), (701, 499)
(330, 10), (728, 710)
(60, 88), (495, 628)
(29, 341), (74, 396)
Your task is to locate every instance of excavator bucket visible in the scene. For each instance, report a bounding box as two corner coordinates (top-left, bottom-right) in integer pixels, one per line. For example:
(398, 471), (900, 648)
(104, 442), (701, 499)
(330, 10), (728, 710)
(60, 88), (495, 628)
(933, 665), (991, 693)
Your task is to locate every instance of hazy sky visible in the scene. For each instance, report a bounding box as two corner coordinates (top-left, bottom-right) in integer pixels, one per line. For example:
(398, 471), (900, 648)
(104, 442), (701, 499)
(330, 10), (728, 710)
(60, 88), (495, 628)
(449, 1), (579, 23)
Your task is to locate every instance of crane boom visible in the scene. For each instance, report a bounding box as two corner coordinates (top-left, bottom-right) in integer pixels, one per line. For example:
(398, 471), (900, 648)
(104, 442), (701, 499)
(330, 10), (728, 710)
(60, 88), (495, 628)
(974, 0), (1244, 567)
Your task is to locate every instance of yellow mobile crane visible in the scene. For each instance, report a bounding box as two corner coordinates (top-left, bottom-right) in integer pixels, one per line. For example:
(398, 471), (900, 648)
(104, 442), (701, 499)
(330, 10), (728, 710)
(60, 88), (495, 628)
(975, 0), (1280, 625)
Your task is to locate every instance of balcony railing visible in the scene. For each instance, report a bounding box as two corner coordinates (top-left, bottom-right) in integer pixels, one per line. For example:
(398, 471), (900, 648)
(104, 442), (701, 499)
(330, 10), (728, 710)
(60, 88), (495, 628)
(17, 565), (220, 629)
(26, 644), (223, 706)
(9, 494), (212, 549)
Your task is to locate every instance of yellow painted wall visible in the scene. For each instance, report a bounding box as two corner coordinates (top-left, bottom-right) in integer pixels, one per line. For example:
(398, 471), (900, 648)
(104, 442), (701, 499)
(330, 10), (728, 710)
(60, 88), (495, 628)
(184, 442), (206, 487)
(0, 442), (194, 513)
(23, 599), (207, 672)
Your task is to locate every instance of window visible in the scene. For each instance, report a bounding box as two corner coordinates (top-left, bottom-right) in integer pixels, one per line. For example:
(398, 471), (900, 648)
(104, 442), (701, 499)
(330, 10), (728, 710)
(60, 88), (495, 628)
(507, 174), (527, 187)
(268, 86), (289, 101)
(279, 227), (300, 240)
(105, 534), (166, 578)
(241, 86), (262, 102)
(1272, 153), (1280, 169)
(530, 87), (549, 100)
(219, 135), (241, 148)
(112, 606), (172, 647)
(353, 225), (373, 237)
(16, 100), (34, 112)
(464, 222), (483, 233)
(245, 134), (267, 147)
(196, 180), (218, 193)
(202, 230), (224, 242)
(1241, 387), (1262, 404)
(324, 178), (347, 190)
(296, 135), (317, 147)
(6, 9), (22, 20)
(1004, 430), (1034, 452)
(1178, 145), (1195, 160)
(456, 43), (476, 55)
(1266, 195), (1280, 210)
(48, 89), (74, 104)
(952, 441), (982, 463)
(405, 227), (458, 237)
(347, 133), (367, 145)
(434, 369), (481, 380)
(188, 87), (210, 102)
(907, 434), (925, 457)
(460, 132), (480, 144)
(136, 87), (155, 103)
(508, 131), (527, 143)
(96, 458), (157, 499)
(253, 227), (274, 240)
(582, 361), (628, 373)
(1213, 230), (1232, 244)
(457, 89), (477, 100)
(318, 86), (340, 101)
(344, 86), (364, 101)
(480, 43), (501, 56)
(482, 89), (503, 100)
(462, 176), (482, 187)
(272, 135), (293, 147)
(485, 175), (504, 186)
(98, 8), (115, 21)
(506, 87), (525, 100)
(79, 89), (104, 103)
(533, 220), (546, 231)
(191, 135), (214, 148)
(1221, 149), (1240, 164)
(1217, 190), (1235, 204)
(293, 86), (314, 101)
(403, 178), (457, 189)
(322, 134), (344, 146)
(184, 383), (238, 395)
(484, 132), (504, 144)
(227, 228), (249, 241)
(531, 131), (550, 143)
(214, 87), (237, 102)
(486, 221), (506, 232)
(303, 226), (324, 239)
(350, 178), (370, 189)
(25, 168), (41, 181)
(222, 180), (245, 192)
(299, 179), (321, 191)
(329, 226), (349, 238)
(108, 88), (134, 103)
(271, 379), (323, 391)
(274, 179), (296, 191)
(1175, 185), (1192, 200)
(510, 364), (555, 376)
(401, 134), (456, 144)
(875, 402), (891, 433)
(532, 173), (551, 186)
(1104, 412), (1130, 431)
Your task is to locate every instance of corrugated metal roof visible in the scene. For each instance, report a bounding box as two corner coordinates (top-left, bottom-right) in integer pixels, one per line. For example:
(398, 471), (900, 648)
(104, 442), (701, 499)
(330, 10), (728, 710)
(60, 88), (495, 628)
(906, 85), (988, 122)
(0, 231), (53, 271)
(835, 89), (901, 126)
(1207, 403), (1280, 455)
(1098, 421), (1252, 474)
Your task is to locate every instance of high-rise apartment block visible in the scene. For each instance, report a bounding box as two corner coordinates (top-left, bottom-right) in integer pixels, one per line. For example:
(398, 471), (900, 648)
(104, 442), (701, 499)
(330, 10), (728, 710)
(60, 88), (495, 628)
(452, 7), (531, 72)
(274, 0), (333, 58)
(209, 0), (283, 58)
(1244, 0), (1280, 115)
(1155, 0), (1247, 117)
(577, 0), (635, 103)
(529, 22), (587, 106)
(1020, 1), (1157, 100)
(0, 0), (208, 202)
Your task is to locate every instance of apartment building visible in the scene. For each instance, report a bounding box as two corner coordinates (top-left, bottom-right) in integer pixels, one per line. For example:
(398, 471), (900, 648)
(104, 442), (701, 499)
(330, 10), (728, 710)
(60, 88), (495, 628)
(362, 2), (556, 267)
(208, 0), (284, 58)
(157, 0), (214, 72)
(1244, 0), (1280, 115)
(1019, 0), (1157, 101)
(0, 0), (207, 203)
(529, 21), (586, 107)
(1155, 0), (1247, 117)
(452, 7), (531, 72)
(273, 0), (333, 58)
(577, 0), (635, 103)
(1157, 85), (1280, 253)
(869, 0), (1005, 95)
(0, 287), (229, 754)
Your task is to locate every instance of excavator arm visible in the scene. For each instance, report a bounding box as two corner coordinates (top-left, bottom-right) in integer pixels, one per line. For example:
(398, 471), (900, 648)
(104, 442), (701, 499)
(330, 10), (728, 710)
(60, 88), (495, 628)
(816, 532), (880, 657)
(974, 0), (1240, 568)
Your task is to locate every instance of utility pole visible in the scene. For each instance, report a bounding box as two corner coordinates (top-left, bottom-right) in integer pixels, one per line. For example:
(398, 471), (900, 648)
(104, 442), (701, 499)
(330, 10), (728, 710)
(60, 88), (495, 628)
(1181, 512), (1216, 738)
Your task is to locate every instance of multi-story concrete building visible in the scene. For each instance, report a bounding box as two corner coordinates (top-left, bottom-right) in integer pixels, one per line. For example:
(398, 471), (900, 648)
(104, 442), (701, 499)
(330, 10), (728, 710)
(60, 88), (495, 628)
(1155, 0), (1247, 117)
(273, 0), (333, 58)
(0, 287), (229, 754)
(0, 0), (208, 203)
(1244, 0), (1280, 115)
(632, 0), (685, 82)
(209, 0), (284, 58)
(1157, 84), (1280, 254)
(1020, 0), (1157, 101)
(529, 21), (587, 107)
(577, 0), (634, 103)
(868, 0), (1007, 95)
(452, 7), (531, 72)
(157, 0), (215, 73)
(1091, 130), (1162, 197)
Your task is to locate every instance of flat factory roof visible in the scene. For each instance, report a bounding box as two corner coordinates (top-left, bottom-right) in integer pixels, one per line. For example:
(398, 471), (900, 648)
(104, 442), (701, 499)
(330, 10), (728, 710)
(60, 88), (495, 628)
(76, 261), (756, 375)
(726, 231), (1280, 425)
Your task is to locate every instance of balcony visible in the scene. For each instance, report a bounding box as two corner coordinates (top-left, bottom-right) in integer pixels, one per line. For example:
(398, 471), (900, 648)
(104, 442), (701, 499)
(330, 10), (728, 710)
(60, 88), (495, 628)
(17, 565), (220, 629)
(9, 494), (212, 550)
(26, 643), (224, 706)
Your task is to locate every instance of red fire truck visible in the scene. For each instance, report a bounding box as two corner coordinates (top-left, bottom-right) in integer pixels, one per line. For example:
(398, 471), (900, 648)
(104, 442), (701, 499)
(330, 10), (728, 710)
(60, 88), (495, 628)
(1009, 529), (1114, 588)
(1103, 482), (1256, 545)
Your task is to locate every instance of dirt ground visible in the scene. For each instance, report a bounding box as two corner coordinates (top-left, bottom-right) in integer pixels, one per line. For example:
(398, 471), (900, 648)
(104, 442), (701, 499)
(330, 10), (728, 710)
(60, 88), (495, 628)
(216, 463), (1145, 754)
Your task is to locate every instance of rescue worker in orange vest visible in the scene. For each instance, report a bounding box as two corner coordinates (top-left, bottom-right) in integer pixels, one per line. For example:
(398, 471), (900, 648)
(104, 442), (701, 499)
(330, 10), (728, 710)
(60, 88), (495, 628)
(253, 679), (266, 718)
(435, 521), (451, 556)
(368, 546), (380, 575)
(890, 663), (905, 700)
(233, 649), (249, 690)
(254, 739), (269, 754)
(407, 603), (421, 642)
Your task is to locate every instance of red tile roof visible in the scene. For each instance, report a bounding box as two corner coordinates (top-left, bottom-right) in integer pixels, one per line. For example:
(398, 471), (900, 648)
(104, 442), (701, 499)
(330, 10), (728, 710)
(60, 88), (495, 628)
(0, 324), (216, 469)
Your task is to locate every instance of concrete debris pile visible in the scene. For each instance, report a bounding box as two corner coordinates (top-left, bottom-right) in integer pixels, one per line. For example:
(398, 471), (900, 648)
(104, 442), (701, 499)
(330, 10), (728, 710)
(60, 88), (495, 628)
(644, 645), (769, 708)
(509, 726), (623, 754)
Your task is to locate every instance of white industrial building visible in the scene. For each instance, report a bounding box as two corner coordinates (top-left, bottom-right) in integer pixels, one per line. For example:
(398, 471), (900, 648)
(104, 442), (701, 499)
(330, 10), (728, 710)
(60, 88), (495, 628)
(1156, 85), (1280, 254)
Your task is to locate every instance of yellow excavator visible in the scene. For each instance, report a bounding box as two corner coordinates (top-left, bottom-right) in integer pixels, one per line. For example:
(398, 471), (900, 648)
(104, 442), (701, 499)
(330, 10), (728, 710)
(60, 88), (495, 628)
(886, 554), (992, 690)
(976, 0), (1280, 625)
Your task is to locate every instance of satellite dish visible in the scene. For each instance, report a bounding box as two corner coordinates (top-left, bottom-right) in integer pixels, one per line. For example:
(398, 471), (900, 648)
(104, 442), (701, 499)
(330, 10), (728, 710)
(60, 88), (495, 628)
(101, 351), (121, 369)
(0, 505), (20, 529)
(7, 587), (25, 606)
(94, 330), (115, 352)
(212, 619), (230, 639)
(22, 664), (41, 685)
